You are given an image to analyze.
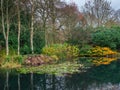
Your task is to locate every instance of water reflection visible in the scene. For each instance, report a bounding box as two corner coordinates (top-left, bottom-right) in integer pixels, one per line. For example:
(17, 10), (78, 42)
(4, 72), (9, 90)
(18, 74), (20, 90)
(0, 58), (120, 90)
(92, 57), (117, 66)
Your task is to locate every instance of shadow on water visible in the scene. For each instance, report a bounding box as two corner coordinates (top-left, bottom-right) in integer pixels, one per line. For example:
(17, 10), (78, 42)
(1, 58), (120, 90)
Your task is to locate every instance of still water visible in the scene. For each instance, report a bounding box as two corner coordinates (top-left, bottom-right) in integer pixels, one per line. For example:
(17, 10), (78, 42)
(0, 59), (120, 90)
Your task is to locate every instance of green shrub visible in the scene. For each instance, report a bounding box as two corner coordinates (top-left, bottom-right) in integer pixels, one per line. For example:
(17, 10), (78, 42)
(42, 43), (79, 60)
(5, 56), (11, 62)
(0, 49), (6, 57)
(0, 48), (25, 65)
(14, 55), (24, 64)
(0, 48), (17, 56)
(92, 27), (120, 49)
(3, 55), (24, 64)
(20, 45), (31, 55)
(79, 45), (93, 56)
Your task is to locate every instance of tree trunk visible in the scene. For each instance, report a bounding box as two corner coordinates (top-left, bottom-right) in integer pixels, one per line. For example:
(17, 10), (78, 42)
(1, 0), (9, 55)
(51, 0), (56, 44)
(30, 0), (34, 54)
(17, 0), (21, 55)
(45, 27), (47, 46)
(43, 22), (47, 46)
(6, 0), (9, 56)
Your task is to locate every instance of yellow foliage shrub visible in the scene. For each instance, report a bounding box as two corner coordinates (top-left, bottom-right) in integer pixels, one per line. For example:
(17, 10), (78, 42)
(90, 46), (117, 56)
(42, 44), (79, 60)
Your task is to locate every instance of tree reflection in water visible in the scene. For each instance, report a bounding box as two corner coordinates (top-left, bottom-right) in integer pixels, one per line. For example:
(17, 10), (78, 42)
(18, 74), (20, 90)
(4, 72), (9, 90)
(0, 59), (120, 90)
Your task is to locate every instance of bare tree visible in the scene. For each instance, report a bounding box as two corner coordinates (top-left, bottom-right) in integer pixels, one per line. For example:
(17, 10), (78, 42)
(36, 0), (66, 45)
(58, 3), (80, 40)
(82, 0), (113, 27)
(49, 0), (57, 44)
(115, 9), (120, 25)
(35, 0), (50, 46)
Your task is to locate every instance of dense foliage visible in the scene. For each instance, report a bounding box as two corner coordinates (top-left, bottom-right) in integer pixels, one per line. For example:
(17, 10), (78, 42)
(92, 27), (120, 49)
(0, 28), (45, 54)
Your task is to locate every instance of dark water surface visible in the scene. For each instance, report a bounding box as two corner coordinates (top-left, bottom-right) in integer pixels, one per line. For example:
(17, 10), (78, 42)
(1, 58), (120, 90)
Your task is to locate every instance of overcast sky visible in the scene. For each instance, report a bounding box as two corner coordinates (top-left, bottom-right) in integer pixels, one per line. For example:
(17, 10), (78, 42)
(65, 0), (120, 10)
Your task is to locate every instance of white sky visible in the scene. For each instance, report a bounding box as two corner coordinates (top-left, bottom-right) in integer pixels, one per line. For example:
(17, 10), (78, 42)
(65, 0), (120, 10)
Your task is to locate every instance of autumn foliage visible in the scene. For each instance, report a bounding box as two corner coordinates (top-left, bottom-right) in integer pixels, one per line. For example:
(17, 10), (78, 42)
(91, 46), (117, 56)
(80, 46), (117, 57)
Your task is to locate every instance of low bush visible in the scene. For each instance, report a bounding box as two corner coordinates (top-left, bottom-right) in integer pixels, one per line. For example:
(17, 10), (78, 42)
(79, 45), (93, 56)
(80, 46), (117, 57)
(0, 48), (25, 63)
(1, 61), (21, 68)
(91, 46), (117, 56)
(42, 43), (79, 60)
(0, 48), (17, 64)
(0, 55), (25, 68)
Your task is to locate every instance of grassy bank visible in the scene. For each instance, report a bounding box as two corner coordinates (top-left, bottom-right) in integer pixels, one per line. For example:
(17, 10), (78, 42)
(0, 44), (118, 76)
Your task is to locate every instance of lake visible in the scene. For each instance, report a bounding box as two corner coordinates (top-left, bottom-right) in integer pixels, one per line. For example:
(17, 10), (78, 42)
(0, 58), (120, 90)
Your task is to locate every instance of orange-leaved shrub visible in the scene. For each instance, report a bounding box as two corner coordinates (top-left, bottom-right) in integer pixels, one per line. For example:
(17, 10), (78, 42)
(91, 46), (117, 56)
(80, 46), (117, 56)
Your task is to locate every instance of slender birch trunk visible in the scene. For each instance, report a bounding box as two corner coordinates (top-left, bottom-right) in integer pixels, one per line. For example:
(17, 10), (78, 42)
(17, 0), (21, 55)
(30, 0), (34, 54)
(4, 72), (9, 90)
(1, 0), (9, 55)
(18, 74), (20, 90)
(6, 0), (9, 56)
